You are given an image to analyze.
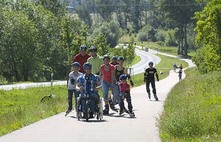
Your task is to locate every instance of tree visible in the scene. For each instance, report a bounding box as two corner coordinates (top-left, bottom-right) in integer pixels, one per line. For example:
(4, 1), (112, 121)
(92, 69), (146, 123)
(193, 0), (221, 73)
(159, 0), (202, 56)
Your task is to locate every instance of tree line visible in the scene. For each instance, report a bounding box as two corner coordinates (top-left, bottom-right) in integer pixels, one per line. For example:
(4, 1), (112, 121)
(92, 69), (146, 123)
(0, 0), (220, 84)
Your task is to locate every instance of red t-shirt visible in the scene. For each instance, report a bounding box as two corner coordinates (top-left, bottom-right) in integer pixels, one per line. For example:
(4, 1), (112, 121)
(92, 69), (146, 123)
(100, 64), (115, 83)
(73, 53), (90, 73)
(118, 82), (130, 93)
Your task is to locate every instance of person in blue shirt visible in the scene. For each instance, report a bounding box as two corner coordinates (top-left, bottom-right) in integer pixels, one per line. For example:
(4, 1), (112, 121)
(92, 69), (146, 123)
(76, 62), (101, 118)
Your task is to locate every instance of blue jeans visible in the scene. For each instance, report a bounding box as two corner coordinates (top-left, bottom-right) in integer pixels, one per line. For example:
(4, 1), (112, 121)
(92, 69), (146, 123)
(102, 81), (112, 102)
(67, 89), (80, 111)
(112, 83), (120, 105)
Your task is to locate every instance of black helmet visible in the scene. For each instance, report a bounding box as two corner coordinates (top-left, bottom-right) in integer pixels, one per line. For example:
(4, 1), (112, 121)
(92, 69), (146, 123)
(71, 62), (80, 67)
(111, 56), (118, 61)
(83, 62), (92, 69)
(117, 56), (125, 61)
(148, 61), (154, 65)
(119, 74), (127, 80)
(102, 55), (110, 60)
(89, 46), (97, 52)
(80, 45), (87, 50)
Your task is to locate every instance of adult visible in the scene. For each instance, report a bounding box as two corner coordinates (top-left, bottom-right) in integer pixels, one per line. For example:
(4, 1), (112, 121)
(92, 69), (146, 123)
(73, 45), (90, 73)
(144, 61), (159, 101)
(100, 55), (117, 115)
(87, 46), (103, 75)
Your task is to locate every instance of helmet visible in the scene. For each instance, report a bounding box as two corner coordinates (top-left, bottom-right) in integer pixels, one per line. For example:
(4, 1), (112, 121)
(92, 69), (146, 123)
(119, 74), (128, 80)
(102, 55), (110, 60)
(111, 56), (117, 61)
(148, 61), (154, 65)
(71, 62), (80, 67)
(89, 46), (97, 52)
(83, 62), (92, 69)
(117, 56), (125, 61)
(80, 45), (87, 50)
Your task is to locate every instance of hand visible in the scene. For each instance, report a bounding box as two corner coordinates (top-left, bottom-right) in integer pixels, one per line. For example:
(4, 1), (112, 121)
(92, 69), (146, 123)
(157, 78), (159, 82)
(79, 86), (83, 92)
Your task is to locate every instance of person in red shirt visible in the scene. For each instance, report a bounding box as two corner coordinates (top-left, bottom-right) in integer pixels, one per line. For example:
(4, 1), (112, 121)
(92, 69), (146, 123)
(73, 45), (90, 73)
(118, 74), (135, 117)
(100, 55), (117, 115)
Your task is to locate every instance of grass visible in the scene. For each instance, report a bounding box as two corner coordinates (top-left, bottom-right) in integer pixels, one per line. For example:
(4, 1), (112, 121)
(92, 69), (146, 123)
(159, 68), (221, 142)
(0, 86), (67, 136)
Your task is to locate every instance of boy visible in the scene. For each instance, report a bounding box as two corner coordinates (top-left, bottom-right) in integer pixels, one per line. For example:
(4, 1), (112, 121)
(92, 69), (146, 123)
(144, 61), (159, 101)
(76, 62), (101, 118)
(65, 62), (83, 116)
(118, 74), (135, 117)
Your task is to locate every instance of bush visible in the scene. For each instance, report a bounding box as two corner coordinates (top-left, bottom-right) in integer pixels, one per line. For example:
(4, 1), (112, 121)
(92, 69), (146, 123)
(165, 30), (177, 46)
(0, 75), (8, 85)
(137, 32), (148, 41)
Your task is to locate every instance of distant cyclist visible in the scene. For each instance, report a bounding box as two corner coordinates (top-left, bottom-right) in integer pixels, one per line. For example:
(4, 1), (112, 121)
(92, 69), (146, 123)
(144, 61), (159, 101)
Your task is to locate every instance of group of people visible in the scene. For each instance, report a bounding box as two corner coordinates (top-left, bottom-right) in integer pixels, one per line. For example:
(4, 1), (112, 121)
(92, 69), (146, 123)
(65, 45), (136, 117)
(173, 63), (183, 80)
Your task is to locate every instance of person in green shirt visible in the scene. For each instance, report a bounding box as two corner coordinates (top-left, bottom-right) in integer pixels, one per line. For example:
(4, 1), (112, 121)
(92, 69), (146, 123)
(87, 46), (103, 75)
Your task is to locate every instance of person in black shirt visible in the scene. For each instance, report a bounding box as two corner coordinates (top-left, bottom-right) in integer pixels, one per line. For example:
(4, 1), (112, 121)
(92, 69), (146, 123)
(144, 61), (159, 101)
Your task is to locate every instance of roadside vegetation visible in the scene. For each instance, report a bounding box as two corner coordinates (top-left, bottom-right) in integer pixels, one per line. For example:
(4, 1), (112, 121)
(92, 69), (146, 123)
(0, 86), (67, 136)
(159, 68), (221, 141)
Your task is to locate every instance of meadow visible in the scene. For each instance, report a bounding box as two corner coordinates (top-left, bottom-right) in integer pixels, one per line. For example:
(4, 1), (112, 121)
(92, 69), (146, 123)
(159, 68), (221, 142)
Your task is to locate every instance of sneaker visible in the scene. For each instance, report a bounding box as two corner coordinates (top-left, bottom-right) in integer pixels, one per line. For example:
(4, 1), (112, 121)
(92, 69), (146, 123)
(155, 98), (159, 101)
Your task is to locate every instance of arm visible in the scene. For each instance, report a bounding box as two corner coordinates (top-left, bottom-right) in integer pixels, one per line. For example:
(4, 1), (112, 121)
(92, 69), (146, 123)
(155, 68), (159, 81)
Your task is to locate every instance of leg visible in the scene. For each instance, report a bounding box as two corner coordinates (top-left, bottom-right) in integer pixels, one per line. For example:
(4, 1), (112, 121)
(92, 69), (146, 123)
(73, 90), (80, 110)
(151, 81), (158, 101)
(125, 93), (133, 112)
(67, 90), (74, 111)
(119, 93), (126, 115)
(146, 81), (151, 99)
(102, 81), (110, 114)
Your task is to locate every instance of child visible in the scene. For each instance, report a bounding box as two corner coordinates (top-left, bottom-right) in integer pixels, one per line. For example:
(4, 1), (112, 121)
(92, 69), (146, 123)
(76, 62), (101, 118)
(118, 74), (135, 117)
(65, 62), (83, 116)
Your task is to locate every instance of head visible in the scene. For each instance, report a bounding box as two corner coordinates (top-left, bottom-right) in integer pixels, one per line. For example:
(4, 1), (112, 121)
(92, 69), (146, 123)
(111, 56), (117, 62)
(148, 61), (154, 68)
(71, 62), (80, 72)
(79, 45), (87, 56)
(83, 62), (92, 74)
(103, 55), (110, 65)
(117, 56), (125, 65)
(119, 74), (127, 84)
(89, 46), (97, 57)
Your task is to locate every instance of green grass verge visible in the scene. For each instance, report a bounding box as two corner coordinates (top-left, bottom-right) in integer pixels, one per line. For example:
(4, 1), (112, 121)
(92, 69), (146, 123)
(0, 86), (67, 136)
(159, 68), (221, 142)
